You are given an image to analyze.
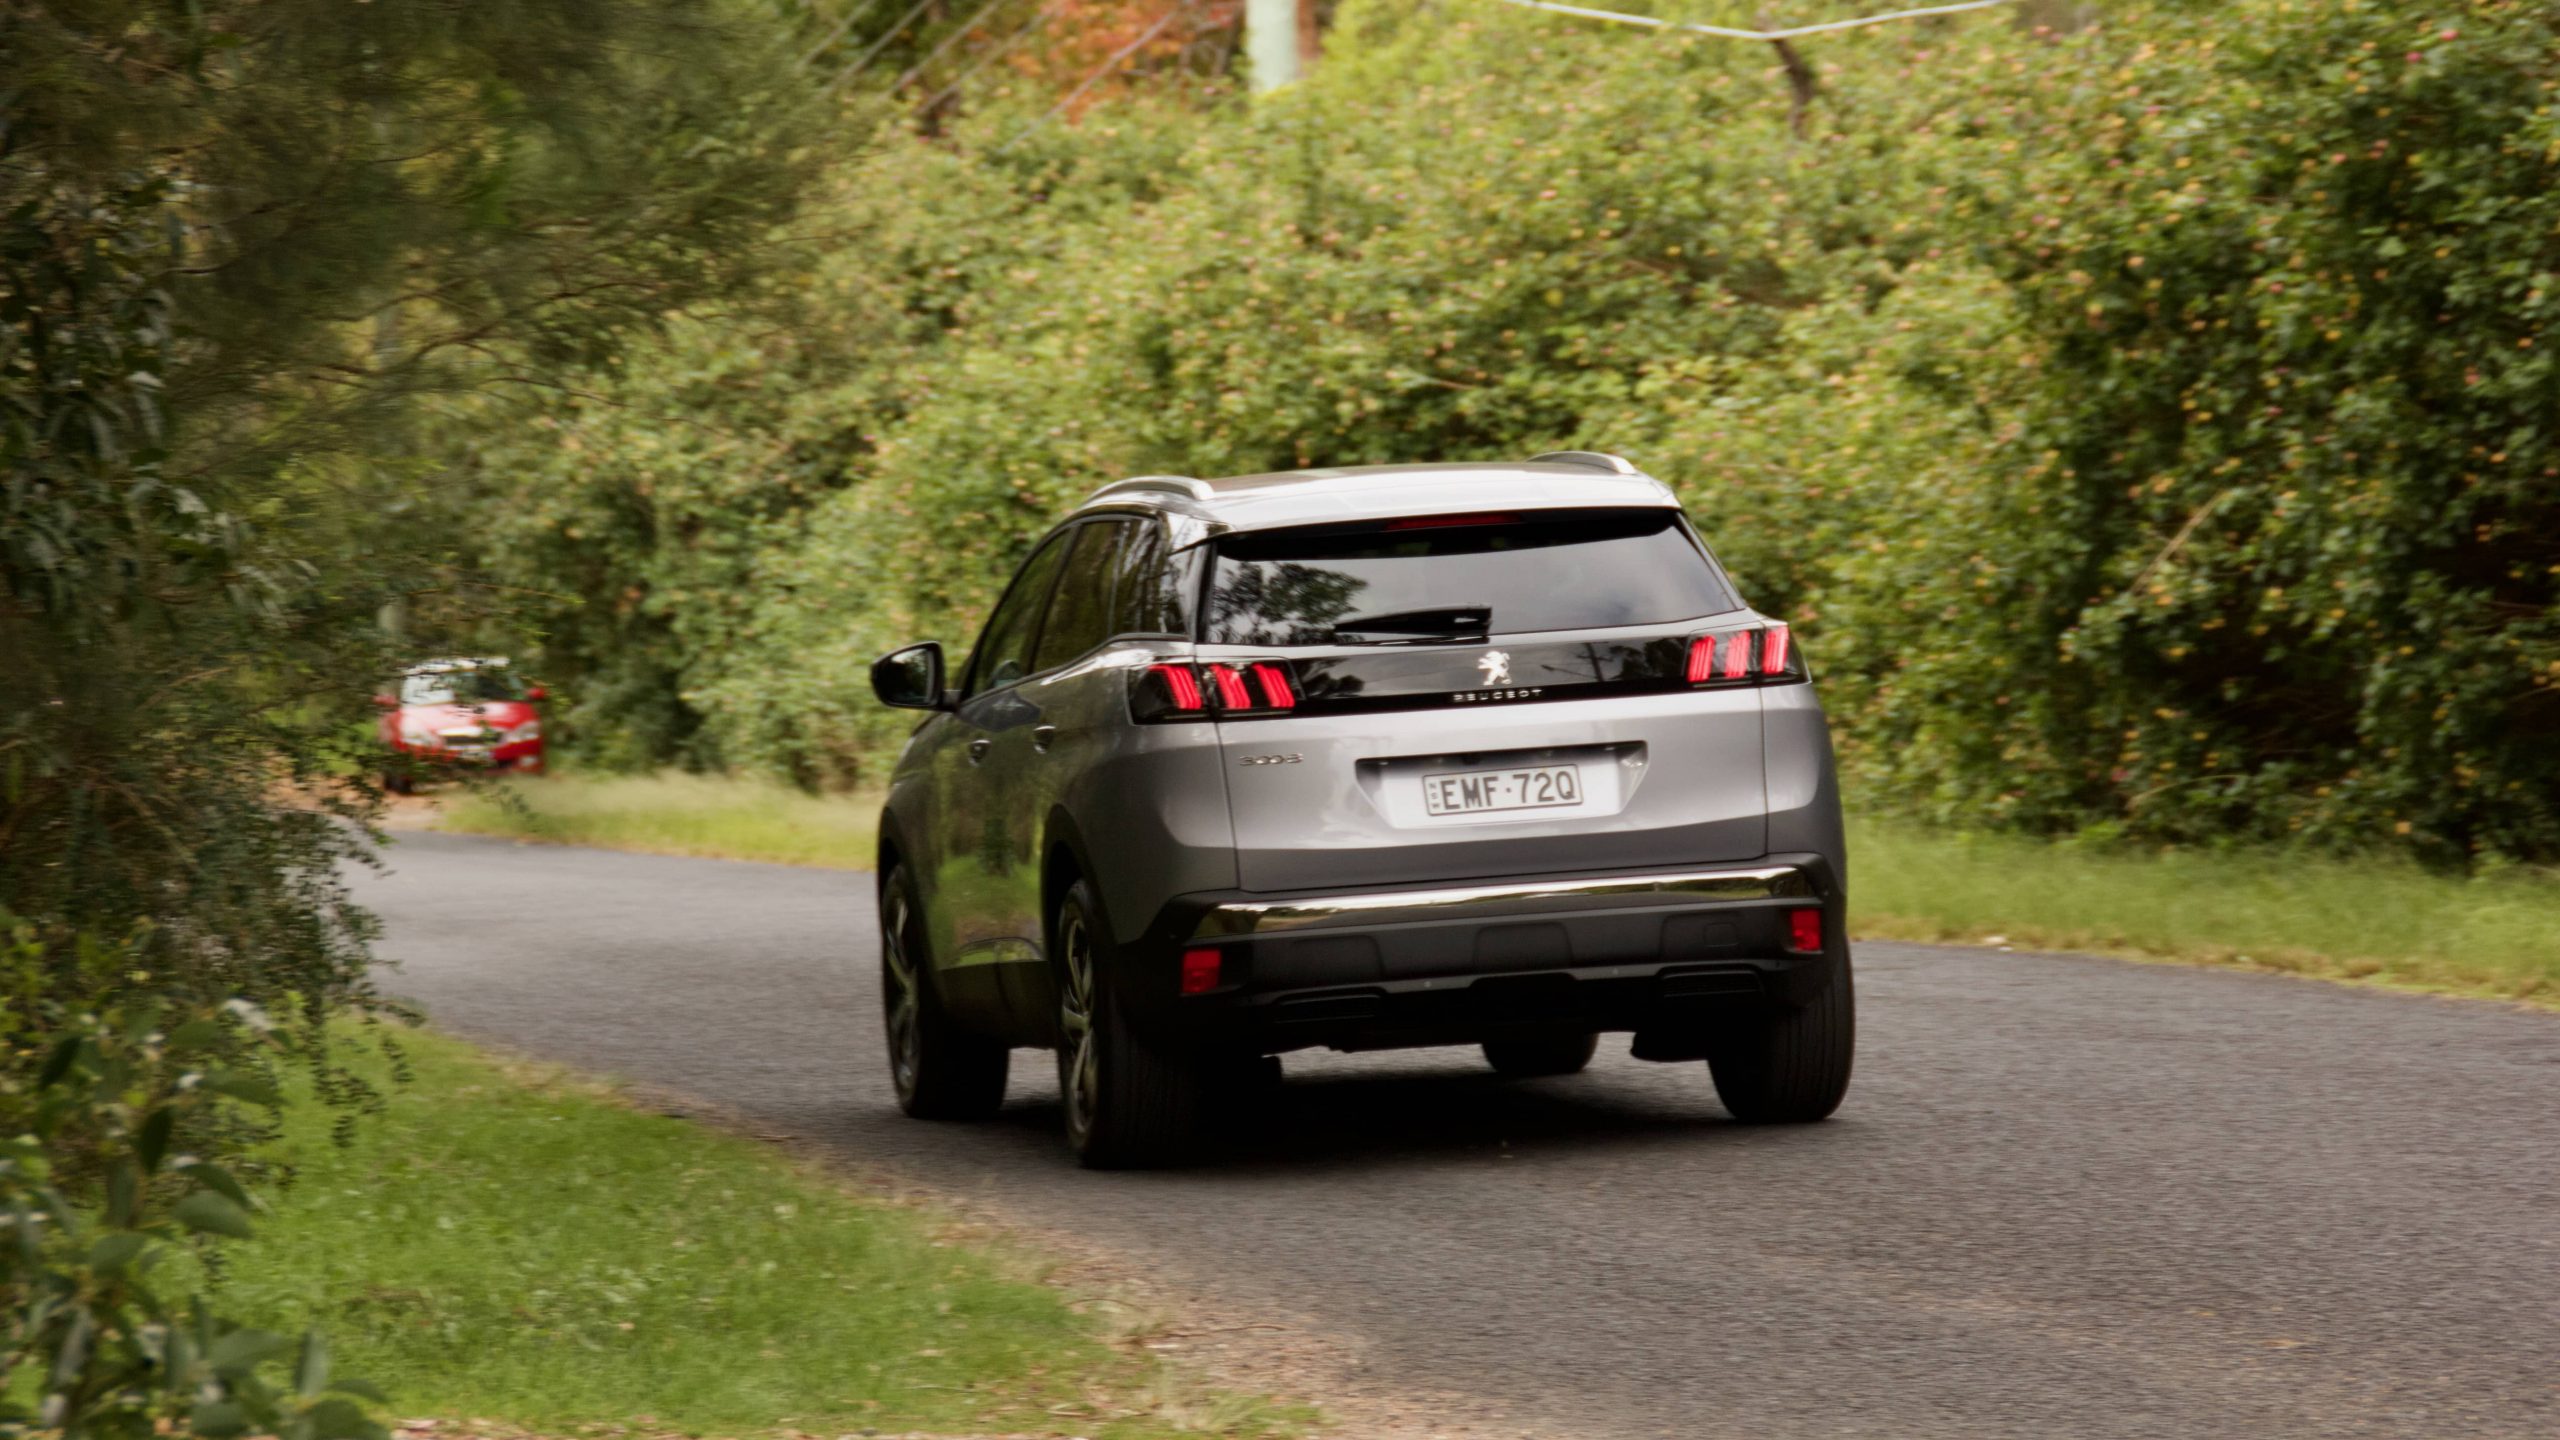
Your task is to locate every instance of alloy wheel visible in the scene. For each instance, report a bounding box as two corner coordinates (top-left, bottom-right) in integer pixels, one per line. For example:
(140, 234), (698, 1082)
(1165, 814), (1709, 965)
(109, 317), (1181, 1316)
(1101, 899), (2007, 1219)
(881, 888), (921, 1101)
(1056, 907), (1100, 1143)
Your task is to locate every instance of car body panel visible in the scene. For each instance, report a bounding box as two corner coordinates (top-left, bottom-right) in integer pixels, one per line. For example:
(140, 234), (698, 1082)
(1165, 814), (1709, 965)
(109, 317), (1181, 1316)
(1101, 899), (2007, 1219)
(875, 457), (1847, 1057)
(1210, 683), (1769, 893)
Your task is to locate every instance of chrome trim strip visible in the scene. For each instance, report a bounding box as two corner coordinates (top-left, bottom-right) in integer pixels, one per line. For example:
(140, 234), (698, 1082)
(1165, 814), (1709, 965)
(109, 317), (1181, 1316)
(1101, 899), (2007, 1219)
(1189, 865), (1810, 940)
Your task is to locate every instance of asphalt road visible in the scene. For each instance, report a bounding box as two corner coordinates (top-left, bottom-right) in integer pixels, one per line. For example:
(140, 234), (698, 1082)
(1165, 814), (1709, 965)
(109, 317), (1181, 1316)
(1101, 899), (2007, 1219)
(352, 831), (2560, 1439)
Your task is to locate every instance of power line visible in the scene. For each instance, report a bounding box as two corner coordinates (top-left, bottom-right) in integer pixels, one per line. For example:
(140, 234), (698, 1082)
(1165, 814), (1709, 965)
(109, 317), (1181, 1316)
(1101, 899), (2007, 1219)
(822, 0), (948, 95)
(921, 2), (1063, 113)
(893, 0), (1021, 94)
(995, 2), (1192, 154)
(1470, 0), (2018, 42)
(798, 0), (888, 69)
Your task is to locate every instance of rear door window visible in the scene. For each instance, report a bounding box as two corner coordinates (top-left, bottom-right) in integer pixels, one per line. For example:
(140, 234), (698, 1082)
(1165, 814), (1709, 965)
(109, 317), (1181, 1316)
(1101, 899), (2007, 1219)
(1107, 520), (1191, 637)
(1032, 520), (1131, 672)
(964, 534), (1071, 697)
(1202, 509), (1735, 646)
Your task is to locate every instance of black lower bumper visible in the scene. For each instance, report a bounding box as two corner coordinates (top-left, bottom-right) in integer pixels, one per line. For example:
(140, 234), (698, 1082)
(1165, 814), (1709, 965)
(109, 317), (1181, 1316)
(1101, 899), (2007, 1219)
(1124, 854), (1847, 1055)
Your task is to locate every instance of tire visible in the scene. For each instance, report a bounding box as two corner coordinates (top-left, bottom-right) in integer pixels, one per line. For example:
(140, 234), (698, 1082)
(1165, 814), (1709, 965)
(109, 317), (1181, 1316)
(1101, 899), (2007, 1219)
(1482, 1031), (1599, 1079)
(880, 865), (1009, 1120)
(1705, 959), (1855, 1123)
(1054, 879), (1208, 1169)
(382, 770), (413, 795)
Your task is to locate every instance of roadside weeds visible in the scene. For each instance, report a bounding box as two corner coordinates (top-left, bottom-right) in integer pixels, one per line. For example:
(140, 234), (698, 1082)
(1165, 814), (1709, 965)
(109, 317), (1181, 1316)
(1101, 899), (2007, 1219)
(412, 773), (2560, 1013)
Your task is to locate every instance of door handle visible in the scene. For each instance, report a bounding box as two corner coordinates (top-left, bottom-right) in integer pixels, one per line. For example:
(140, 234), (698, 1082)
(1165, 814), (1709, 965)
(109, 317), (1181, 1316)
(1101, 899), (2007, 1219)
(1031, 725), (1057, 752)
(967, 737), (993, 764)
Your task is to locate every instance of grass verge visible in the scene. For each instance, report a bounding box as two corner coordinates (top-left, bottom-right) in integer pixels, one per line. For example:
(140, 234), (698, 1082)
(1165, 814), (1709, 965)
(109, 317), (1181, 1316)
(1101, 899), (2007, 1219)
(212, 1027), (1300, 1438)
(430, 771), (2559, 1008)
(438, 772), (877, 869)
(1852, 819), (2558, 1007)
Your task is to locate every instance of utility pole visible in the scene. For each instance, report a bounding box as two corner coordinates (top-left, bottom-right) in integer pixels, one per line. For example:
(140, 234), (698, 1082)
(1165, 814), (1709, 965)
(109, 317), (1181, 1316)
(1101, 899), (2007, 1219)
(1247, 0), (1300, 91)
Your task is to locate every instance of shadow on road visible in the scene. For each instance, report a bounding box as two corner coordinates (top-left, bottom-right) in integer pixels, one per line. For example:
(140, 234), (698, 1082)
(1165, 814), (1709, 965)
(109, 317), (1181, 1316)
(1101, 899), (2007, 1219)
(967, 1057), (1826, 1174)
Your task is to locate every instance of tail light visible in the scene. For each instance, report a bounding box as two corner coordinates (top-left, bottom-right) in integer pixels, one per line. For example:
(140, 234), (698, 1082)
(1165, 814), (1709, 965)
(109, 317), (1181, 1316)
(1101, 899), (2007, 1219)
(1142, 662), (1204, 715)
(1685, 623), (1802, 688)
(1131, 660), (1301, 722)
(1249, 661), (1297, 709)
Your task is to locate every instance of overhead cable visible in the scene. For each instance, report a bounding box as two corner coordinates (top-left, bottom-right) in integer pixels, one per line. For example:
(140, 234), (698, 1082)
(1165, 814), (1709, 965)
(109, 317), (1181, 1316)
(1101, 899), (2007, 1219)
(894, 0), (1023, 93)
(823, 0), (949, 94)
(922, 1), (1065, 113)
(995, 3), (1191, 154)
(799, 0), (888, 68)
(1470, 0), (2017, 42)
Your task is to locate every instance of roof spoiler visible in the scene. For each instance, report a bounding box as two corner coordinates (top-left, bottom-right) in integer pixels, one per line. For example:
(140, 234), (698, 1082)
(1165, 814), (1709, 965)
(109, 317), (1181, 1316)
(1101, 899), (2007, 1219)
(1088, 475), (1213, 503)
(1529, 451), (1641, 475)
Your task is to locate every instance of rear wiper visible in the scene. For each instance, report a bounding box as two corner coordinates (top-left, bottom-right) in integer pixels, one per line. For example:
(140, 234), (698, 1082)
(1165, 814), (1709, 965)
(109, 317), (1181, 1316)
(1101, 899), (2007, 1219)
(1330, 605), (1492, 644)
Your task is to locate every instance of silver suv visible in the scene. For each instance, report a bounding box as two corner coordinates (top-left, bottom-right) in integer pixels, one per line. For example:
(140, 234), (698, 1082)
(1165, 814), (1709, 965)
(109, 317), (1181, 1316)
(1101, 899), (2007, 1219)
(869, 454), (1851, 1166)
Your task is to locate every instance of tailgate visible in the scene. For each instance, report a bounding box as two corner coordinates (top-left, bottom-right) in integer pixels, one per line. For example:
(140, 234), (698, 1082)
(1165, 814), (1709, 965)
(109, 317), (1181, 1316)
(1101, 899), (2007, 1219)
(1210, 640), (1769, 893)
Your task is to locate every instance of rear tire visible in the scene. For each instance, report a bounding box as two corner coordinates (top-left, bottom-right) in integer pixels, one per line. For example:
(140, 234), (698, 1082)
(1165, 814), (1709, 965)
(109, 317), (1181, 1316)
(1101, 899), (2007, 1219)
(1055, 879), (1207, 1168)
(880, 865), (1009, 1120)
(1705, 960), (1854, 1123)
(1482, 1031), (1599, 1079)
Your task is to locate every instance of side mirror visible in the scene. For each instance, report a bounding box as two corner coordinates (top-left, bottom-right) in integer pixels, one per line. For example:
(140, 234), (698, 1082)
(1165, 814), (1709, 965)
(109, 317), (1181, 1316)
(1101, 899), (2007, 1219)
(371, 693), (398, 709)
(871, 643), (948, 711)
(525, 685), (549, 702)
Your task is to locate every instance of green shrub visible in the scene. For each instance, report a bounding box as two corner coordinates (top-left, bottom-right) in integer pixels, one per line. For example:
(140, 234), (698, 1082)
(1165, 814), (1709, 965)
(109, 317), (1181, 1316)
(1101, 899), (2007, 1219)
(455, 0), (2559, 864)
(0, 922), (388, 1440)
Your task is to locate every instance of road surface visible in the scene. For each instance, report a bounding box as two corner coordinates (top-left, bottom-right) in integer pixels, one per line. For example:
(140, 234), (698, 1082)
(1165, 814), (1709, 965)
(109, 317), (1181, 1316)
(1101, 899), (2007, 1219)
(351, 831), (2560, 1439)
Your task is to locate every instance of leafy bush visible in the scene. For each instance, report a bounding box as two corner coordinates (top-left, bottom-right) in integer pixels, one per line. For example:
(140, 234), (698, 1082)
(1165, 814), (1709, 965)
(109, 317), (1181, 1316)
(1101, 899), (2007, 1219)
(0, 922), (388, 1440)
(457, 0), (2558, 863)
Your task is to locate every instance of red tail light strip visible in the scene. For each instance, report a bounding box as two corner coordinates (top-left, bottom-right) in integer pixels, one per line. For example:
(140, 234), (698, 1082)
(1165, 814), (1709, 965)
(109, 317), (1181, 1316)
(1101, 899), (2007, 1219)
(1686, 625), (1800, 688)
(1249, 662), (1297, 709)
(1760, 624), (1791, 676)
(1684, 636), (1717, 684)
(1148, 662), (1204, 711)
(1207, 664), (1254, 710)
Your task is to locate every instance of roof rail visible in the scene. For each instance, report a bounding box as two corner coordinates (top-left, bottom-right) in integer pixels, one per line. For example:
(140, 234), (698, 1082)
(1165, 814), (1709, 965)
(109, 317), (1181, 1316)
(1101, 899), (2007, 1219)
(1087, 474), (1214, 504)
(1529, 450), (1640, 475)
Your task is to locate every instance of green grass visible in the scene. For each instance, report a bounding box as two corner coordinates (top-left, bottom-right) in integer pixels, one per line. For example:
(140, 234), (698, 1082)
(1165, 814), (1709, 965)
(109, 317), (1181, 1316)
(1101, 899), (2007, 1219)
(434, 771), (2559, 1007)
(1851, 819), (2560, 1006)
(211, 1028), (1300, 1438)
(439, 772), (878, 869)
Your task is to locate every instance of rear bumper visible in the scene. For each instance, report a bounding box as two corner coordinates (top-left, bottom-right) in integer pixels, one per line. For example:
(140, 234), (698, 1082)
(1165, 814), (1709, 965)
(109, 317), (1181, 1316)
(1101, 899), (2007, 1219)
(1127, 854), (1846, 1054)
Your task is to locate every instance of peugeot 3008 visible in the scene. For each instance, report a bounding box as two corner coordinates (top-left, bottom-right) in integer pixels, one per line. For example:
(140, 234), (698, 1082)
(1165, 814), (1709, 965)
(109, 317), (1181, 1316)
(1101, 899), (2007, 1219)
(869, 453), (1851, 1166)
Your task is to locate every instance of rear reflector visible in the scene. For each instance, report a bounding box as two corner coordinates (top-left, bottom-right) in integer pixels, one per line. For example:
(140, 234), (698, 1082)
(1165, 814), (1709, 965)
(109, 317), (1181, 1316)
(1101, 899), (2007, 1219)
(1179, 947), (1223, 995)
(1785, 907), (1824, 954)
(1148, 662), (1204, 711)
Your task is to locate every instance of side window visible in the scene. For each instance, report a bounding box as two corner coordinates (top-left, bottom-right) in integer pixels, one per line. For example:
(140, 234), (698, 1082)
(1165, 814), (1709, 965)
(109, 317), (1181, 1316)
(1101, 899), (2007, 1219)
(964, 534), (1070, 699)
(1032, 521), (1131, 673)
(1108, 521), (1193, 637)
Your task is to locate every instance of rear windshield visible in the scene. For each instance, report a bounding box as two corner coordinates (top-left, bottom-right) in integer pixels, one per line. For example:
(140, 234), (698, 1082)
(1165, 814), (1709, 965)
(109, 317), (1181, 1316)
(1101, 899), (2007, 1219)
(1202, 509), (1735, 646)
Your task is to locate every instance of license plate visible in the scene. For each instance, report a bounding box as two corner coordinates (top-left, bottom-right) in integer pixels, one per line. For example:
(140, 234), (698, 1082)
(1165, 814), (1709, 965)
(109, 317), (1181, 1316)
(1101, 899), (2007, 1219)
(1422, 763), (1584, 817)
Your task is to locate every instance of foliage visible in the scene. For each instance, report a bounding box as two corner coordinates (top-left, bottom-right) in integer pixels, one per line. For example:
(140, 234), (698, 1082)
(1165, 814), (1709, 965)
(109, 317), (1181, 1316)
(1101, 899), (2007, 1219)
(455, 0), (2557, 864)
(202, 1027), (1303, 1438)
(3, 0), (824, 1426)
(0, 922), (388, 1440)
(439, 772), (881, 869)
(1673, 0), (2560, 862)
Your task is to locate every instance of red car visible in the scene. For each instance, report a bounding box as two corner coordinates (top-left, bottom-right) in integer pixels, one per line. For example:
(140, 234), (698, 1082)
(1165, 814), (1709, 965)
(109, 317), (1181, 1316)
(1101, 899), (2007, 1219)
(376, 658), (546, 792)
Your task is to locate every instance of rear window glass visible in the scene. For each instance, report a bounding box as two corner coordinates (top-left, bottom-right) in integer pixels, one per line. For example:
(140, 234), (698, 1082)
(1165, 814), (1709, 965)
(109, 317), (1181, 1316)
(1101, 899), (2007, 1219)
(1202, 509), (1735, 646)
